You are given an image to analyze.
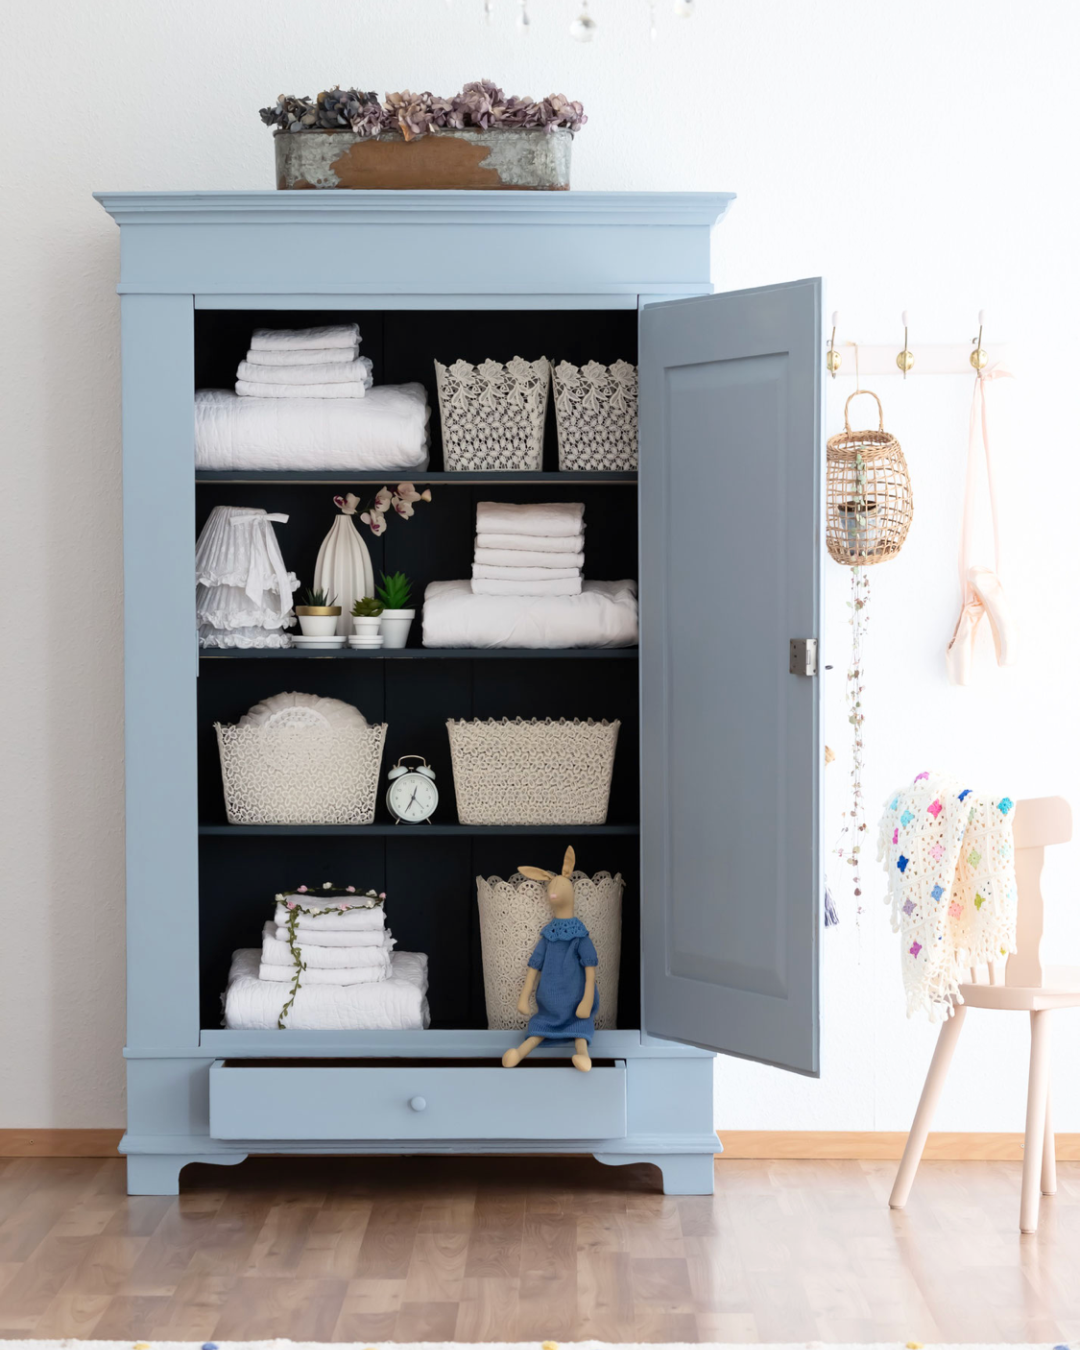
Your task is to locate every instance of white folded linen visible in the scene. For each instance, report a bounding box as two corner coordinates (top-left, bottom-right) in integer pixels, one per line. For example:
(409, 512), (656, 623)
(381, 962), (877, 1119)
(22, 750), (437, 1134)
(224, 948), (429, 1031)
(274, 924), (388, 947)
(472, 576), (582, 596)
(261, 922), (394, 968)
(237, 357), (374, 386)
(424, 579), (637, 648)
(236, 379), (370, 399)
(246, 345), (360, 367)
(250, 324), (360, 351)
(195, 384), (430, 473)
(474, 546), (584, 569)
(472, 564), (581, 582)
(274, 900), (385, 931)
(258, 960), (388, 985)
(476, 531), (585, 554)
(476, 501), (585, 538)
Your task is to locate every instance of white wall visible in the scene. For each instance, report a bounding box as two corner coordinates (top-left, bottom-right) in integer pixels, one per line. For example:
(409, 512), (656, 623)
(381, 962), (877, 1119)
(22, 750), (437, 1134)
(2, 0), (1078, 1130)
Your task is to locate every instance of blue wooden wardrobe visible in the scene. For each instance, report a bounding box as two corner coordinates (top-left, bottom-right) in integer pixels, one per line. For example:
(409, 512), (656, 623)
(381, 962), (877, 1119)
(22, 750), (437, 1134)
(96, 189), (823, 1196)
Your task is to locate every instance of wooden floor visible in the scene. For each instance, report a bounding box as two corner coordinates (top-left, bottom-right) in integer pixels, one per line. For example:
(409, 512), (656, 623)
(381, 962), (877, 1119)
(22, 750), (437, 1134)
(0, 1154), (1078, 1343)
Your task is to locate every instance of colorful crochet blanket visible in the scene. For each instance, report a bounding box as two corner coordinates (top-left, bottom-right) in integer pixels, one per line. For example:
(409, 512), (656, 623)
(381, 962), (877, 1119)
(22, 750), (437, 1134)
(877, 770), (1017, 1021)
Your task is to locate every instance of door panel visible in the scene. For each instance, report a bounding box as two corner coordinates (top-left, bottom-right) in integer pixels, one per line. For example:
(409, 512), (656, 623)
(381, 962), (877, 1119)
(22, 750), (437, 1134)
(639, 278), (822, 1075)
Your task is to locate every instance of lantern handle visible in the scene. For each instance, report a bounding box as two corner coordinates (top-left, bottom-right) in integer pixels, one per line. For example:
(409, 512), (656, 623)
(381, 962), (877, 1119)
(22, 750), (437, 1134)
(843, 389), (884, 434)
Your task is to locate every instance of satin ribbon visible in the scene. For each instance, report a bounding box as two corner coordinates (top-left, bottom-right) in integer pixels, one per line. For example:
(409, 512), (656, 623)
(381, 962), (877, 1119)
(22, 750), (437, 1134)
(946, 366), (1015, 684)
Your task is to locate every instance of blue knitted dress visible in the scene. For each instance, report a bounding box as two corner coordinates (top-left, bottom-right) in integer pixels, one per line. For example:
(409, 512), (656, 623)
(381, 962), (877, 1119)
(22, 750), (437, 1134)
(526, 916), (599, 1043)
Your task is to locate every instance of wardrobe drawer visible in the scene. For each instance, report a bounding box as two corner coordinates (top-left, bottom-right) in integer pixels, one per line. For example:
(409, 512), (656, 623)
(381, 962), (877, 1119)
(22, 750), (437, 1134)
(208, 1059), (627, 1141)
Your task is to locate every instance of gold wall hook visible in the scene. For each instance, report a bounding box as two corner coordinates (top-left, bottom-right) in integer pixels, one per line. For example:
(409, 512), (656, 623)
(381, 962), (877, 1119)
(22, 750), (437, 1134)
(971, 309), (989, 370)
(827, 311), (842, 377)
(896, 310), (914, 378)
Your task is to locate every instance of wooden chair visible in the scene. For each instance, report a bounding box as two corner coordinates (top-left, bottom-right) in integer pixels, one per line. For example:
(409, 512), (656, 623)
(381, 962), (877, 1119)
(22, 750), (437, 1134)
(889, 796), (1076, 1233)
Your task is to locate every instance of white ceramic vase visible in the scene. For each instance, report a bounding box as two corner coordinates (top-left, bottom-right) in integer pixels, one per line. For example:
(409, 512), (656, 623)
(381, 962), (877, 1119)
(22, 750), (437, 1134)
(379, 609), (415, 649)
(313, 495), (375, 636)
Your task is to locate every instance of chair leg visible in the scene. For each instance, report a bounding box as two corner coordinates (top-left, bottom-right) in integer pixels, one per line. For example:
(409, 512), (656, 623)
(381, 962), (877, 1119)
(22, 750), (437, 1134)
(890, 1003), (967, 1209)
(1041, 1077), (1056, 1197)
(1020, 1009), (1052, 1233)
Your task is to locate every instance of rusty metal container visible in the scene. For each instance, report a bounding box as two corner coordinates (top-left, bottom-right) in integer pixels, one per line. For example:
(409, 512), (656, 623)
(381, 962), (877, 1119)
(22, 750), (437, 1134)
(275, 127), (572, 191)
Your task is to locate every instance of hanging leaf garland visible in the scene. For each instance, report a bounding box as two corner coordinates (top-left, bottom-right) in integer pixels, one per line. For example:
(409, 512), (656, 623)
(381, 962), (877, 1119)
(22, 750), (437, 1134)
(835, 564), (871, 914)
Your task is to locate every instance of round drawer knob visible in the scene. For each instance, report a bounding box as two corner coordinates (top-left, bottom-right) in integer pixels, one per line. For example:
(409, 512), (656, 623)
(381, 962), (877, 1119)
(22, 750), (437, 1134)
(409, 1095), (427, 1112)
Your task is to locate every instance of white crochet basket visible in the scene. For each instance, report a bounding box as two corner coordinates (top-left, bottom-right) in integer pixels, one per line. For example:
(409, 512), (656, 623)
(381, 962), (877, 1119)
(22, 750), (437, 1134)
(215, 720), (388, 825)
(551, 359), (638, 472)
(446, 717), (620, 825)
(434, 356), (549, 471)
(476, 871), (624, 1030)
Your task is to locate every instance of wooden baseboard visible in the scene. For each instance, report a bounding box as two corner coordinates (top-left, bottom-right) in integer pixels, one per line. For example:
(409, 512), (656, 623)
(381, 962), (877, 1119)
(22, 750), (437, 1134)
(717, 1130), (1080, 1161)
(0, 1129), (124, 1157)
(4, 1128), (1078, 1162)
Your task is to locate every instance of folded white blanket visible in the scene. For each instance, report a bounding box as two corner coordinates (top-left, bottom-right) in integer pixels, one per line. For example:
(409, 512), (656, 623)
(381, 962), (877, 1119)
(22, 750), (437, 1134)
(224, 948), (429, 1031)
(258, 960), (388, 985)
(274, 900), (385, 931)
(272, 924), (389, 948)
(472, 564), (581, 582)
(424, 579), (637, 648)
(246, 345), (360, 367)
(250, 324), (360, 351)
(195, 384), (430, 473)
(474, 546), (584, 569)
(236, 380), (370, 399)
(237, 357), (373, 386)
(476, 531), (585, 554)
(472, 576), (582, 596)
(261, 922), (394, 968)
(476, 501), (585, 538)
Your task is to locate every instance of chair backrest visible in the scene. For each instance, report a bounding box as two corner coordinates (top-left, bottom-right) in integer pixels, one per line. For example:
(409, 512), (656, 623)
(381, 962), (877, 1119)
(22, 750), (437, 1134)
(998, 796), (1073, 988)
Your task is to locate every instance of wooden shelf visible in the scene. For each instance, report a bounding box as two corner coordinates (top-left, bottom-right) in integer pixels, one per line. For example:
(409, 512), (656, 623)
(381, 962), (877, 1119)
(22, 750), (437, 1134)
(198, 823), (639, 837)
(200, 646), (638, 660)
(195, 470), (637, 485)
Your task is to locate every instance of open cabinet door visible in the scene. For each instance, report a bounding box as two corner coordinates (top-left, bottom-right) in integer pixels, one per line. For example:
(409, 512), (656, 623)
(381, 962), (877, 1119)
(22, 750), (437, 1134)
(639, 278), (822, 1075)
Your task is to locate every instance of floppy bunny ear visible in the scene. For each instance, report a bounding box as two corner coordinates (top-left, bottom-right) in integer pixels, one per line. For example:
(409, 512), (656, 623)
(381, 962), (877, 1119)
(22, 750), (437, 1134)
(518, 865), (554, 883)
(562, 846), (576, 877)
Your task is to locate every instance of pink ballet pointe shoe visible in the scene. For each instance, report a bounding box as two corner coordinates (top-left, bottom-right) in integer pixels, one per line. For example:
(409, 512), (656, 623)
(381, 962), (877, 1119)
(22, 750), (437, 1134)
(946, 600), (982, 686)
(968, 566), (1017, 666)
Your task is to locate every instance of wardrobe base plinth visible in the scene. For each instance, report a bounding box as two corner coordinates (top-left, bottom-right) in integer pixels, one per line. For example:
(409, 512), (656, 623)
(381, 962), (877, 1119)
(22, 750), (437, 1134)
(593, 1149), (717, 1195)
(125, 1150), (248, 1196)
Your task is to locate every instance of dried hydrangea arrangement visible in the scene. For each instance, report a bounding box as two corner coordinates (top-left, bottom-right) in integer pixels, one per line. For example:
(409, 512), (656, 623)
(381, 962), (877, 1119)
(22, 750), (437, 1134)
(260, 80), (586, 142)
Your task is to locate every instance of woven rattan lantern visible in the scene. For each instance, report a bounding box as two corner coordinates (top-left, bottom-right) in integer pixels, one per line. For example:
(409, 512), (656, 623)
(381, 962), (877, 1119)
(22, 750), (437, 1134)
(826, 390), (913, 566)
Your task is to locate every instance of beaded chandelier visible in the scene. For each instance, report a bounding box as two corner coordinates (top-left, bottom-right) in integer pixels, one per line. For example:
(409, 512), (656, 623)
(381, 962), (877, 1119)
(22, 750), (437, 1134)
(472, 0), (697, 41)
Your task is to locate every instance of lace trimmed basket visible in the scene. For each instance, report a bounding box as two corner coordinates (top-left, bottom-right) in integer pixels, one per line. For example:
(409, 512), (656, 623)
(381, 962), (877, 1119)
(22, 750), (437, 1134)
(215, 718), (388, 825)
(476, 871), (624, 1030)
(551, 360), (638, 471)
(446, 717), (620, 825)
(434, 356), (549, 471)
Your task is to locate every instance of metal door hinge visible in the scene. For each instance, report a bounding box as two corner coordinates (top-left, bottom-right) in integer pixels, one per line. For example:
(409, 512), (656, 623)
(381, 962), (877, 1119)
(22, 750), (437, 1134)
(789, 638), (818, 677)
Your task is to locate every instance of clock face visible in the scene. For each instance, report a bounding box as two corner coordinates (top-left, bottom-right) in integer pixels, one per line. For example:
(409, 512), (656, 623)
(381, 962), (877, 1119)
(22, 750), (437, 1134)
(388, 771), (438, 823)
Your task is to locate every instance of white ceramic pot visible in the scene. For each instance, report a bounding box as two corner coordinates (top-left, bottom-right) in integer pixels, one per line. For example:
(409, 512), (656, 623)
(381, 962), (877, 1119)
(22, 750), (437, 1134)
(379, 608), (415, 649)
(352, 616), (383, 637)
(296, 608), (341, 637)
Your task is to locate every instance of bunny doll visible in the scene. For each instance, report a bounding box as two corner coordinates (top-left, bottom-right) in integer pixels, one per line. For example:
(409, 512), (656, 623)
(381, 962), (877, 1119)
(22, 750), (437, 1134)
(501, 846), (599, 1073)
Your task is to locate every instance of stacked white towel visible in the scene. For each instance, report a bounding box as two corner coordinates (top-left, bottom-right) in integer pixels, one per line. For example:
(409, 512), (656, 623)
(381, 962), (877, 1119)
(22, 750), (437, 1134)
(221, 888), (429, 1030)
(237, 324), (374, 399)
(471, 501), (585, 596)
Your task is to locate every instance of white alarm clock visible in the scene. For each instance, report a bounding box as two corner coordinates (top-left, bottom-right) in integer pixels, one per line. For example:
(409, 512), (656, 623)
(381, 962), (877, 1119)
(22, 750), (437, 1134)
(386, 755), (439, 824)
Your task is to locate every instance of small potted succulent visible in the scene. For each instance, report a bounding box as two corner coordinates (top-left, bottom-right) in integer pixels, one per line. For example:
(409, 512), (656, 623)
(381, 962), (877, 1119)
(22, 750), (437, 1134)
(350, 595), (384, 638)
(294, 587), (341, 637)
(375, 572), (416, 649)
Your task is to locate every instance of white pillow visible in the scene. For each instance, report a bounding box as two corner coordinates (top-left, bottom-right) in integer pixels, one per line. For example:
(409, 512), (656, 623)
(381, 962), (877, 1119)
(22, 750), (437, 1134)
(237, 691), (369, 730)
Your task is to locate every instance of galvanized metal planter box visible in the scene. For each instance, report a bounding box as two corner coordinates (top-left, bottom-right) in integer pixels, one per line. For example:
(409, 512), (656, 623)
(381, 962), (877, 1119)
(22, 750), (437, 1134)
(275, 126), (572, 191)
